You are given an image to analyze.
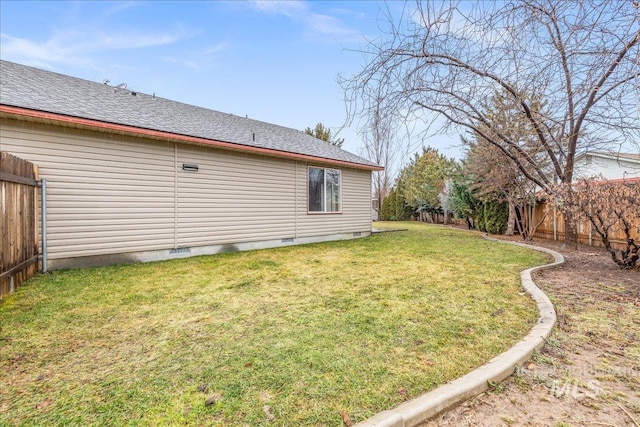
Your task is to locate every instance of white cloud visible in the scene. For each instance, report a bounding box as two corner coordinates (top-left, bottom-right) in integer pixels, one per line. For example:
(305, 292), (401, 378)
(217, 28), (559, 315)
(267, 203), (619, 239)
(0, 27), (199, 70)
(160, 43), (229, 71)
(305, 14), (362, 41)
(327, 7), (366, 20)
(102, 1), (141, 16)
(202, 42), (229, 56)
(161, 56), (203, 71)
(1, 34), (58, 65)
(248, 0), (308, 17)
(247, 0), (363, 43)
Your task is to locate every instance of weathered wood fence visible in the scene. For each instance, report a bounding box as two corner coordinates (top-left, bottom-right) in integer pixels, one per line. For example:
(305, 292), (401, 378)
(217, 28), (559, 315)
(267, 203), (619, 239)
(0, 152), (40, 300)
(533, 201), (639, 249)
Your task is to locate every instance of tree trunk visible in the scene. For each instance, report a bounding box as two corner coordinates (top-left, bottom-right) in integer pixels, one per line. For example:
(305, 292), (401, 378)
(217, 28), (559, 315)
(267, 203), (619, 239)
(506, 200), (516, 236)
(563, 209), (579, 248)
(560, 184), (579, 247)
(376, 173), (383, 221)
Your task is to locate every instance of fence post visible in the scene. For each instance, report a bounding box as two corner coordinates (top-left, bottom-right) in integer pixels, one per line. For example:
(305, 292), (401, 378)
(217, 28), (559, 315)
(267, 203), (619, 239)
(40, 178), (48, 273)
(553, 204), (557, 241)
(587, 204), (593, 246)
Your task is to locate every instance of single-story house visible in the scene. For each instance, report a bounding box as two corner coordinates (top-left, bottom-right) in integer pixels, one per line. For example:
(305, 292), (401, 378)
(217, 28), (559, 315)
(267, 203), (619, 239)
(0, 60), (382, 270)
(573, 151), (640, 181)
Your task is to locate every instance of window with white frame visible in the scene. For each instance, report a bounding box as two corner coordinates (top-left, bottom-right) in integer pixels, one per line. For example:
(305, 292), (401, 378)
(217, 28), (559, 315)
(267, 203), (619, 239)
(308, 166), (341, 213)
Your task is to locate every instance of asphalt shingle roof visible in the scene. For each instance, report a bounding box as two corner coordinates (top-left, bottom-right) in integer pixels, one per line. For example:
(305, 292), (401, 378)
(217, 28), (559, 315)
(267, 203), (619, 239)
(0, 60), (378, 168)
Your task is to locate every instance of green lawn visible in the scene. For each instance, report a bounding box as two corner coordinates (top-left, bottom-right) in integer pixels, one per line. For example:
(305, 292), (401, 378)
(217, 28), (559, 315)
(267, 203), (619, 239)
(0, 222), (548, 426)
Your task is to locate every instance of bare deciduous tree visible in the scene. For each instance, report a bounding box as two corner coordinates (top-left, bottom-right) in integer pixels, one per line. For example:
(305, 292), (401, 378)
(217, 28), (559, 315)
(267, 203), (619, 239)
(360, 103), (399, 216)
(462, 90), (548, 239)
(343, 0), (640, 244)
(550, 179), (640, 270)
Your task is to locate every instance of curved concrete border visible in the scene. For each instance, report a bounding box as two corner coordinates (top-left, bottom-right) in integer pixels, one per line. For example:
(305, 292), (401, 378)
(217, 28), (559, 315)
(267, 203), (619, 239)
(355, 237), (564, 427)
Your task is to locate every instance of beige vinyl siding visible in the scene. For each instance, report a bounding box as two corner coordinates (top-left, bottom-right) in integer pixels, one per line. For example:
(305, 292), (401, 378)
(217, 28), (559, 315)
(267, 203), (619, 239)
(176, 145), (297, 246)
(295, 162), (372, 238)
(0, 119), (175, 259)
(1, 117), (373, 266)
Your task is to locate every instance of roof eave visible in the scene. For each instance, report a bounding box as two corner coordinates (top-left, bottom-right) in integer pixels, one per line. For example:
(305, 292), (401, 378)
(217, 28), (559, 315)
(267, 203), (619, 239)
(579, 151), (640, 165)
(0, 105), (384, 172)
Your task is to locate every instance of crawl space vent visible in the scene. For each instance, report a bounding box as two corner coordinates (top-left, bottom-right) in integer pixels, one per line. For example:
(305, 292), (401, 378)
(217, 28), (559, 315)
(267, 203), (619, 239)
(170, 247), (191, 255)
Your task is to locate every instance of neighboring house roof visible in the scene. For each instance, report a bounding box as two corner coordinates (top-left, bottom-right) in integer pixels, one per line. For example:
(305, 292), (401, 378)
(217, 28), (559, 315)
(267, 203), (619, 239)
(576, 151), (640, 164)
(0, 60), (381, 170)
(619, 153), (640, 162)
(574, 151), (640, 181)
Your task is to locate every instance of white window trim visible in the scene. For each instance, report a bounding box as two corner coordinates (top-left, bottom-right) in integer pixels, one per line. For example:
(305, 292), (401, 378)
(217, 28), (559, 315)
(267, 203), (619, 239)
(307, 166), (342, 214)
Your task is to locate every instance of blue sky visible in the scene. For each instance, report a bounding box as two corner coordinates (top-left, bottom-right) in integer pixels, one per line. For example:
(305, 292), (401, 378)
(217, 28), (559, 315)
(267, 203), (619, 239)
(0, 0), (462, 162)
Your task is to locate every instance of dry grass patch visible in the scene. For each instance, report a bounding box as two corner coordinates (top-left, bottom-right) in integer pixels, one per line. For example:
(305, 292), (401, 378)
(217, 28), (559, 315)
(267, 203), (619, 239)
(1, 222), (548, 426)
(422, 236), (639, 427)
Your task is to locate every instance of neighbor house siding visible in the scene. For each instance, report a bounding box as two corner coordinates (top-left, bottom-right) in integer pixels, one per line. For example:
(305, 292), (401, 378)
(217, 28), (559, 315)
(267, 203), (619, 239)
(0, 119), (175, 259)
(574, 154), (640, 180)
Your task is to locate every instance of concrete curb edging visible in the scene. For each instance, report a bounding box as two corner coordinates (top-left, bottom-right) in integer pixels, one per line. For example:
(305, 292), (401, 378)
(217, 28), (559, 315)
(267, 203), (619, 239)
(354, 237), (564, 427)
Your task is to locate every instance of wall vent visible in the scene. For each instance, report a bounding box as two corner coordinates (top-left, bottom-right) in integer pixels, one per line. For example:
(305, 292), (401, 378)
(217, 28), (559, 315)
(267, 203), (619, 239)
(353, 232), (362, 237)
(170, 247), (191, 255)
(281, 238), (294, 243)
(182, 163), (199, 172)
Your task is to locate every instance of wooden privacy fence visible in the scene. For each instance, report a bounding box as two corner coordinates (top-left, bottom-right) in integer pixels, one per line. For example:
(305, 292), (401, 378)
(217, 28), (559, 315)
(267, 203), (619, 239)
(1, 152), (40, 300)
(533, 201), (639, 249)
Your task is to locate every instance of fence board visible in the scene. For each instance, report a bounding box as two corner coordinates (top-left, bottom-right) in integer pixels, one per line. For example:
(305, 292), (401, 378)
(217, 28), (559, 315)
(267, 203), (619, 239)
(0, 152), (40, 300)
(533, 201), (639, 250)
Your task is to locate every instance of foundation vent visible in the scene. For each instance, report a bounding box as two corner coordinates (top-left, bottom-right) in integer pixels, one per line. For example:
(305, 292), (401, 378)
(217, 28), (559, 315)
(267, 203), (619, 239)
(170, 247), (191, 255)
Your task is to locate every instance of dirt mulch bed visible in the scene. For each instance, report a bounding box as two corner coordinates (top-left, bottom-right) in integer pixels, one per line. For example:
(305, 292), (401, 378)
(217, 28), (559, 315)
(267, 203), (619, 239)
(422, 235), (640, 427)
